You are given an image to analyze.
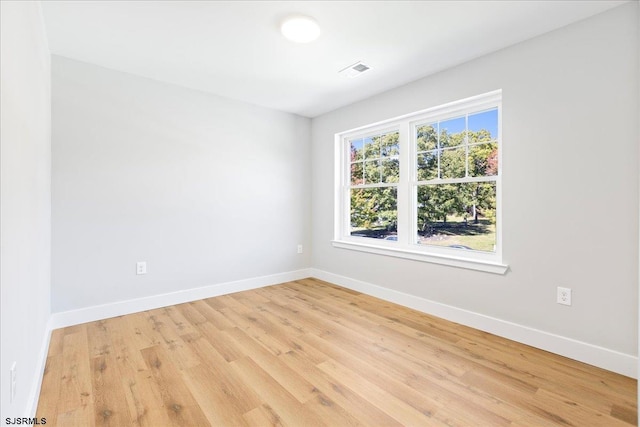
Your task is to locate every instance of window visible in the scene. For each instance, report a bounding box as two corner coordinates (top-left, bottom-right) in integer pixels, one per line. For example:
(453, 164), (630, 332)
(334, 91), (507, 274)
(349, 130), (400, 238)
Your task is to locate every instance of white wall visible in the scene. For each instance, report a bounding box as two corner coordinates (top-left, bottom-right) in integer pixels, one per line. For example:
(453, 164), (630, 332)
(312, 2), (639, 366)
(51, 56), (311, 312)
(0, 1), (52, 419)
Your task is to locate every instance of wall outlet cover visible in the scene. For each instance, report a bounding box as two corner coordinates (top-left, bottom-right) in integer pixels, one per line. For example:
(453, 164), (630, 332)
(557, 287), (572, 306)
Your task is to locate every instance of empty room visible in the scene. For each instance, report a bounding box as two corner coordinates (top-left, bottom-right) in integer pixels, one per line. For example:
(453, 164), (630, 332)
(1, 0), (639, 425)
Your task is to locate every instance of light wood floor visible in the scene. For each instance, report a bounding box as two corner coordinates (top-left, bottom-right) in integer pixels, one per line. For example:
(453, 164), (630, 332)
(37, 278), (637, 426)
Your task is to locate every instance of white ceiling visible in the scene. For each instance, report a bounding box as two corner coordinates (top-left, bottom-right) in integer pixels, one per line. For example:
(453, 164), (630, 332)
(41, 1), (626, 117)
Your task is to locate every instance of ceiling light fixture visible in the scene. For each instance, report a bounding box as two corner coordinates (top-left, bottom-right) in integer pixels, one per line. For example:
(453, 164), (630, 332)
(280, 15), (321, 43)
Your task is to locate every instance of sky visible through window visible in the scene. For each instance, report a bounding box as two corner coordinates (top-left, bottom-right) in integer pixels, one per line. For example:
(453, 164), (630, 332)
(349, 109), (498, 154)
(439, 108), (498, 140)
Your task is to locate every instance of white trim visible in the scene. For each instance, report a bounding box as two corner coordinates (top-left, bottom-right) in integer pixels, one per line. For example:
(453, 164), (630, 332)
(338, 90), (502, 137)
(415, 175), (498, 186)
(332, 240), (509, 275)
(25, 317), (53, 417)
(49, 269), (311, 329)
(310, 268), (638, 379)
(335, 90), (504, 270)
(350, 182), (398, 189)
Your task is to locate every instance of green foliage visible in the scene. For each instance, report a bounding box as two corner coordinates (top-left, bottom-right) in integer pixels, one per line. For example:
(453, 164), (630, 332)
(349, 126), (498, 246)
(349, 131), (400, 231)
(441, 148), (465, 179)
(364, 160), (380, 183)
(417, 152), (438, 180)
(417, 182), (496, 230)
(417, 124), (437, 151)
(469, 142), (498, 176)
(351, 187), (397, 230)
(414, 128), (498, 228)
(351, 132), (399, 185)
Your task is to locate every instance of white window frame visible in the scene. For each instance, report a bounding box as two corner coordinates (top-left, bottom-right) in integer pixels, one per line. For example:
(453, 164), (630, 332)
(333, 90), (508, 274)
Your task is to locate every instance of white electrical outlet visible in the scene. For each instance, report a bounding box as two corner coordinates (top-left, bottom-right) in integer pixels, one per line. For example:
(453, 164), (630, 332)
(557, 287), (572, 306)
(297, 244), (303, 254)
(10, 362), (16, 403)
(136, 261), (147, 275)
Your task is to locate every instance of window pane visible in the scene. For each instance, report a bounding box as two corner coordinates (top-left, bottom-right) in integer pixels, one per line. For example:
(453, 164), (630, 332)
(381, 132), (399, 157)
(469, 142), (498, 177)
(363, 160), (380, 183)
(417, 124), (437, 151)
(468, 109), (498, 143)
(381, 158), (399, 183)
(416, 182), (496, 252)
(440, 147), (466, 179)
(417, 151), (438, 181)
(350, 138), (364, 161)
(350, 162), (364, 185)
(364, 136), (379, 159)
(439, 116), (465, 148)
(351, 187), (398, 238)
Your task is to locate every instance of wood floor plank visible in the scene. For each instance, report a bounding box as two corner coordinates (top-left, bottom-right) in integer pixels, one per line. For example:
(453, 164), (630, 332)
(612, 403), (639, 425)
(47, 328), (66, 357)
(300, 322), (527, 424)
(301, 388), (364, 427)
(192, 299), (237, 330)
(107, 316), (148, 378)
(111, 314), (175, 425)
(180, 363), (252, 426)
(213, 298), (292, 356)
(280, 348), (404, 426)
(36, 355), (62, 426)
(36, 279), (637, 426)
(224, 326), (318, 403)
(194, 320), (246, 362)
(243, 404), (287, 427)
(90, 353), (132, 426)
(86, 318), (114, 358)
(139, 345), (211, 426)
(144, 309), (201, 370)
(302, 330), (513, 426)
(121, 369), (175, 426)
(455, 336), (636, 415)
(122, 312), (163, 350)
(180, 332), (262, 415)
(531, 388), (633, 427)
(175, 301), (208, 326)
(230, 356), (327, 426)
(55, 328), (96, 426)
(157, 305), (200, 336)
(317, 358), (450, 426)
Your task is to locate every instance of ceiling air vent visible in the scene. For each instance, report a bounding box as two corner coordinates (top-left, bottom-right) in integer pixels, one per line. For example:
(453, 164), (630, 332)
(339, 61), (371, 78)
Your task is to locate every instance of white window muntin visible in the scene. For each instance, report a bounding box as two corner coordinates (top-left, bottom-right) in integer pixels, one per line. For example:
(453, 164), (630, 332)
(408, 101), (502, 263)
(340, 125), (401, 245)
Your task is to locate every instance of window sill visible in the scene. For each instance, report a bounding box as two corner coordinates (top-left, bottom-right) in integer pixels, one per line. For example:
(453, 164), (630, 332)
(331, 240), (509, 275)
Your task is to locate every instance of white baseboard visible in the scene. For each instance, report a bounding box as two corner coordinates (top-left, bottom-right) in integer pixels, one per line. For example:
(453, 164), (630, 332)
(26, 316), (53, 417)
(50, 269), (312, 330)
(310, 268), (638, 379)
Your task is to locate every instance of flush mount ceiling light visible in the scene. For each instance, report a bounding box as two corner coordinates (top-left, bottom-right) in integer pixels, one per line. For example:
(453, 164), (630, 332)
(280, 15), (321, 43)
